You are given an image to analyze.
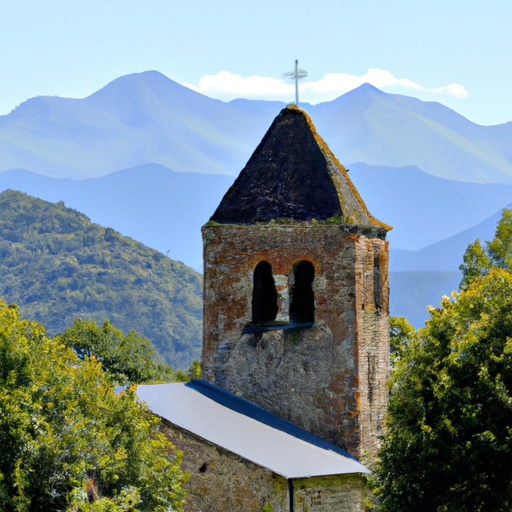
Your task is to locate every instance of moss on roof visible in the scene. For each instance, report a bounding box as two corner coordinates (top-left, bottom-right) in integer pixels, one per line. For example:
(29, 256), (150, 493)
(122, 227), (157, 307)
(211, 105), (391, 232)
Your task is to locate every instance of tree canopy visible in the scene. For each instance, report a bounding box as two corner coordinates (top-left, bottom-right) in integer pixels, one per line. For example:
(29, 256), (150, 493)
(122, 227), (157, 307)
(0, 190), (202, 369)
(459, 208), (512, 289)
(374, 210), (512, 511)
(57, 318), (176, 385)
(0, 300), (187, 511)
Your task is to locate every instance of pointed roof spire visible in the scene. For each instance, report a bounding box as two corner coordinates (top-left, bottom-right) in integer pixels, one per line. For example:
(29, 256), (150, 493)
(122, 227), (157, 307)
(210, 105), (390, 233)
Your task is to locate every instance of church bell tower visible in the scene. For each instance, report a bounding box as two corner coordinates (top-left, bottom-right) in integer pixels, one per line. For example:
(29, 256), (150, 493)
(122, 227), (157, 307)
(202, 105), (391, 459)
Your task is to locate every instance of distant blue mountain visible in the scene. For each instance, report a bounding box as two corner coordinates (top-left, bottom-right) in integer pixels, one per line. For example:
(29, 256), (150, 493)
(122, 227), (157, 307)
(349, 163), (512, 250)
(0, 72), (279, 179)
(389, 271), (462, 328)
(389, 206), (508, 272)
(310, 84), (512, 183)
(1, 71), (511, 183)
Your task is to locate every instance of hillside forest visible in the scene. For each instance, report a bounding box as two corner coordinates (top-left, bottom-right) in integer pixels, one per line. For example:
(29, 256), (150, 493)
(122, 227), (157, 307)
(0, 190), (202, 369)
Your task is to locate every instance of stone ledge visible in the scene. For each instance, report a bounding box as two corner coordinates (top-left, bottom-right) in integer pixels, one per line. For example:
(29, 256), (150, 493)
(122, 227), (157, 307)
(243, 321), (314, 334)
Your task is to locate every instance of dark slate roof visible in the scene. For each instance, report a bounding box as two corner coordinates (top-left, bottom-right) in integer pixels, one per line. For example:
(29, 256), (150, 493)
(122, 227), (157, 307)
(211, 105), (390, 230)
(137, 379), (369, 479)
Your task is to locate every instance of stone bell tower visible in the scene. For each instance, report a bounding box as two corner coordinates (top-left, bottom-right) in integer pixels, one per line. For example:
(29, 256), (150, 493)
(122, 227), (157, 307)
(202, 105), (391, 459)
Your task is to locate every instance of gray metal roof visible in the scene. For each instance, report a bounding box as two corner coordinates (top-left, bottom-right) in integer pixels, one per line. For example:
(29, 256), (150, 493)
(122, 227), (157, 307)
(137, 379), (369, 479)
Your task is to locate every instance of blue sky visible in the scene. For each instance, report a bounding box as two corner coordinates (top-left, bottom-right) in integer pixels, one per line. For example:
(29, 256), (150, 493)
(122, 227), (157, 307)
(1, 0), (510, 125)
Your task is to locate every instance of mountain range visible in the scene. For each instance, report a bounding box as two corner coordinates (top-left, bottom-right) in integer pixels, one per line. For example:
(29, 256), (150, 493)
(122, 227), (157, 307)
(2, 71), (512, 184)
(0, 165), (233, 271)
(1, 70), (511, 329)
(0, 72), (276, 179)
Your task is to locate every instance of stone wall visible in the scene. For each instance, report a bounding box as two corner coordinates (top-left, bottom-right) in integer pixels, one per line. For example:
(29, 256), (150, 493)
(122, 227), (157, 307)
(355, 237), (390, 458)
(160, 420), (368, 512)
(161, 420), (288, 512)
(202, 223), (389, 459)
(293, 475), (368, 512)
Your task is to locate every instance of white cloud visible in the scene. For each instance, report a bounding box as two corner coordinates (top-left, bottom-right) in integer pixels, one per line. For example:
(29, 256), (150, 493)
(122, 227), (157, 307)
(182, 68), (468, 104)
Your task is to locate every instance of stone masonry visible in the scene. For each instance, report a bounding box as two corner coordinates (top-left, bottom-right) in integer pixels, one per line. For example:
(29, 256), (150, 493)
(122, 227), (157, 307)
(202, 223), (389, 459)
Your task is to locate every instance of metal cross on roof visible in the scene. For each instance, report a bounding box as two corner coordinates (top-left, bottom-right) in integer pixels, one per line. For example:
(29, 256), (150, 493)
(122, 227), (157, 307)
(283, 60), (308, 106)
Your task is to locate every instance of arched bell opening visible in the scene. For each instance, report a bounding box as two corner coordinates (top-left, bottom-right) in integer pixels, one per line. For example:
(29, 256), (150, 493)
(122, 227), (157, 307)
(289, 261), (315, 324)
(252, 261), (278, 324)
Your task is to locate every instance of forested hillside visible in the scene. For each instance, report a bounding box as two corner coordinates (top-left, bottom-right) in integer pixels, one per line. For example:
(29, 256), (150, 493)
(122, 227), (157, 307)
(0, 190), (202, 368)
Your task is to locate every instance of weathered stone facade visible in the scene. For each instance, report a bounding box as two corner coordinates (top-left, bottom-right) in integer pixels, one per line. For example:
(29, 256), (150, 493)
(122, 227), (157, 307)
(202, 223), (389, 459)
(293, 475), (368, 512)
(161, 420), (368, 512)
(155, 105), (391, 511)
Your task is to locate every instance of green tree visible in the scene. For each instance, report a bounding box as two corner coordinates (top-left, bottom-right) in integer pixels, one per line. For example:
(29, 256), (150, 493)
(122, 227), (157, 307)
(373, 270), (512, 511)
(388, 315), (414, 363)
(187, 360), (201, 381)
(57, 318), (175, 385)
(0, 301), (187, 512)
(459, 238), (491, 290)
(460, 208), (512, 290)
(487, 208), (512, 268)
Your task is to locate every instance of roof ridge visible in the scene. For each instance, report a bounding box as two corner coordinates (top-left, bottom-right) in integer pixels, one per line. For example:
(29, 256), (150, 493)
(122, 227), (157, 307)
(288, 105), (391, 231)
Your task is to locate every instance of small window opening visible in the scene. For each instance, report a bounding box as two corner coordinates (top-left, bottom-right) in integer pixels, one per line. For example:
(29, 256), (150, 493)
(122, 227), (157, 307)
(373, 250), (382, 311)
(290, 261), (315, 324)
(252, 261), (278, 324)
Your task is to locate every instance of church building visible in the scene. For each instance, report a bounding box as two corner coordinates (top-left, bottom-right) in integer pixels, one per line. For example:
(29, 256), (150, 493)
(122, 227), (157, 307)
(138, 105), (391, 511)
